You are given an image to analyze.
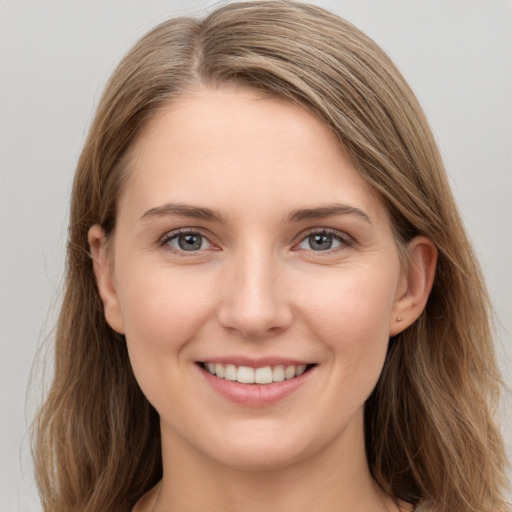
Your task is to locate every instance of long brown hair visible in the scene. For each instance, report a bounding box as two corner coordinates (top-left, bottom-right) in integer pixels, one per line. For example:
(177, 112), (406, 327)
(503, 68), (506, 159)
(32, 2), (508, 511)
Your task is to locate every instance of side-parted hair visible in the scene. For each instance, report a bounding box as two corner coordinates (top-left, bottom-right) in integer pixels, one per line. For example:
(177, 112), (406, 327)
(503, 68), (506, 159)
(32, 2), (508, 511)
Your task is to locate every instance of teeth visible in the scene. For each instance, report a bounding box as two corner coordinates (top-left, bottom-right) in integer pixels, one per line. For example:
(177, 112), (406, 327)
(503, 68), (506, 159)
(237, 366), (254, 384)
(203, 362), (311, 384)
(215, 363), (224, 378)
(255, 366), (273, 384)
(284, 365), (295, 380)
(272, 365), (285, 382)
(224, 364), (237, 381)
(296, 364), (307, 376)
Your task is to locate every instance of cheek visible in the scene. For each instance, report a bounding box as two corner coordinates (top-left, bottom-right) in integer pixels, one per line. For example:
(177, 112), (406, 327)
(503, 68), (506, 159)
(302, 265), (397, 340)
(114, 264), (216, 375)
(299, 265), (398, 390)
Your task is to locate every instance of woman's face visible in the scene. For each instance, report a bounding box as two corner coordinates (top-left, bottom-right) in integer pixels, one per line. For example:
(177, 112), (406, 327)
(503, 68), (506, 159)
(94, 87), (411, 471)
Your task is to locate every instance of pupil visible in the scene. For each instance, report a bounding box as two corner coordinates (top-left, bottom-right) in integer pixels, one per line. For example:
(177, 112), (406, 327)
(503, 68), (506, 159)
(178, 234), (202, 251)
(310, 234), (332, 250)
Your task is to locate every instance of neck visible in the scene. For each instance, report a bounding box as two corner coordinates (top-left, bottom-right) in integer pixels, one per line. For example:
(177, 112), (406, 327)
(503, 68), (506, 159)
(153, 416), (394, 512)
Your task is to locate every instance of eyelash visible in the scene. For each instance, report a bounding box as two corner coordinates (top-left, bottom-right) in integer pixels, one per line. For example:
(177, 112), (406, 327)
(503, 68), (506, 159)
(159, 228), (352, 255)
(159, 228), (215, 255)
(294, 228), (352, 255)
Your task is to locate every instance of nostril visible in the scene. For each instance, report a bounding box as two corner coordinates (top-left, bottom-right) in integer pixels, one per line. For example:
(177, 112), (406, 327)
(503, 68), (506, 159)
(216, 275), (293, 339)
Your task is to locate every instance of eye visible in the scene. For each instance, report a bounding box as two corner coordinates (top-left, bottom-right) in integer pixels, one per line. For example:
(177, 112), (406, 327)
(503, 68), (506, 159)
(163, 231), (212, 252)
(296, 230), (347, 252)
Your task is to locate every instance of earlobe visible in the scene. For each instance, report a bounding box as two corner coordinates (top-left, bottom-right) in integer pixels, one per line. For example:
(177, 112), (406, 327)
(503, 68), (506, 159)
(390, 236), (437, 336)
(88, 224), (125, 334)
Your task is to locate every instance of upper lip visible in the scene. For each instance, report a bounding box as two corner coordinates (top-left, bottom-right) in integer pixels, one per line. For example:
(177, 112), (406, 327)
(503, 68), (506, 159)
(197, 356), (315, 367)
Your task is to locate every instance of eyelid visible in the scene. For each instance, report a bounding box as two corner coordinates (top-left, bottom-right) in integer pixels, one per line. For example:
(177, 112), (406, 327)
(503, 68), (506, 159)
(159, 227), (218, 253)
(157, 226), (353, 255)
(293, 228), (353, 253)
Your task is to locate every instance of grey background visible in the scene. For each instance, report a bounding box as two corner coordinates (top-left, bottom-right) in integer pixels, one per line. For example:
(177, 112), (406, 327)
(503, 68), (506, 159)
(1, 1), (510, 510)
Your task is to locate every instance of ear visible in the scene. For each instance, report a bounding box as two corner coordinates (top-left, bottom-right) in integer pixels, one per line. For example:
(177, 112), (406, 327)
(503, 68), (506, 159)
(88, 224), (125, 334)
(389, 236), (437, 336)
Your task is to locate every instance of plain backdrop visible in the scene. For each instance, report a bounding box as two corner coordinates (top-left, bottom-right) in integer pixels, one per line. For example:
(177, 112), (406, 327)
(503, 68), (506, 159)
(1, 1), (511, 510)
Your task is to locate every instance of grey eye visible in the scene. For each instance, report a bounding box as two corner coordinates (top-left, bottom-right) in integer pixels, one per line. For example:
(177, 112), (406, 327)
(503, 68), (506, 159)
(167, 233), (211, 252)
(297, 232), (343, 251)
(309, 234), (333, 251)
(179, 234), (202, 251)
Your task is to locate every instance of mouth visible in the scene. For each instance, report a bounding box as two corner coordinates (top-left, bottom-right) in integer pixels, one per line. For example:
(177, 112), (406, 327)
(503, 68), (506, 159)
(199, 362), (317, 384)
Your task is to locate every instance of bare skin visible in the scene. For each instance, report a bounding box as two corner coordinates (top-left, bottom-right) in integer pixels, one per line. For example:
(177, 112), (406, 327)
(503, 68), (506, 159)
(90, 87), (435, 512)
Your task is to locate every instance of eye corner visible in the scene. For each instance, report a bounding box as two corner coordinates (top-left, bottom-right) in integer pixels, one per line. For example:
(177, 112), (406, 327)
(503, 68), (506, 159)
(293, 228), (352, 254)
(159, 228), (218, 255)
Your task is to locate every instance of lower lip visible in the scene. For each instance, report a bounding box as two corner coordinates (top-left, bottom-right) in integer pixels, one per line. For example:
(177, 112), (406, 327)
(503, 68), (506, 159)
(198, 365), (315, 407)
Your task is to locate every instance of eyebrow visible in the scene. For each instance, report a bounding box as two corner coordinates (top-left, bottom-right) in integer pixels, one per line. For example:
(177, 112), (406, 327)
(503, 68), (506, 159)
(139, 202), (371, 225)
(139, 203), (225, 223)
(287, 204), (372, 224)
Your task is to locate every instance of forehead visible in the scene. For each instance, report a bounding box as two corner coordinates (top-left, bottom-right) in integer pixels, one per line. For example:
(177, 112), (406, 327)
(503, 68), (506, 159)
(118, 86), (388, 225)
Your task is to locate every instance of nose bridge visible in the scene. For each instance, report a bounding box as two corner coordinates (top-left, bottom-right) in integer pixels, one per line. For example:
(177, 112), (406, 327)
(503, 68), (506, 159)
(218, 241), (292, 339)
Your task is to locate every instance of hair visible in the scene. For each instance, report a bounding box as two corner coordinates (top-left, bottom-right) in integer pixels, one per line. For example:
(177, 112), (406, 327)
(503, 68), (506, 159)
(32, 1), (508, 511)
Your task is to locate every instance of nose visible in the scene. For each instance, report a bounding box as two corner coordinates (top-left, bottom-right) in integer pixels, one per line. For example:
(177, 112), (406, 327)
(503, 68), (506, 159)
(217, 248), (293, 340)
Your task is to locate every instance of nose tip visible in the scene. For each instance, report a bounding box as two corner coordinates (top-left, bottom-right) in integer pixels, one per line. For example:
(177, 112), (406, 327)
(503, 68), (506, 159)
(218, 300), (293, 340)
(217, 260), (293, 340)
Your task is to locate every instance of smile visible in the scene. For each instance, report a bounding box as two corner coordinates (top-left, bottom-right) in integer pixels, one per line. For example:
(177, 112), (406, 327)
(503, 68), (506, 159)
(201, 362), (314, 384)
(197, 360), (317, 406)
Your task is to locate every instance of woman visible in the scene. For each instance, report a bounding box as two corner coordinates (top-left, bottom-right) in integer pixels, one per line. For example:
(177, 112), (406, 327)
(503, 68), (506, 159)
(32, 1), (508, 511)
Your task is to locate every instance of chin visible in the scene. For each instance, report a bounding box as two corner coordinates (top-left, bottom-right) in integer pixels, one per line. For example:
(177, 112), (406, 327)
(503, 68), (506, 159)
(209, 443), (309, 472)
(196, 419), (331, 472)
